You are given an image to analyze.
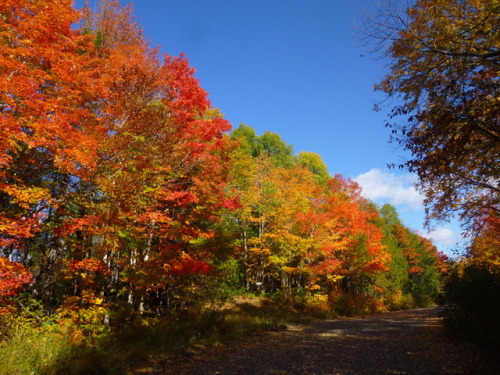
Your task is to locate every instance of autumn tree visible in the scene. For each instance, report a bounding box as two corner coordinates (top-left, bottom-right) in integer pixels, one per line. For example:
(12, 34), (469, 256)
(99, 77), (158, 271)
(72, 0), (233, 314)
(362, 0), (500, 232)
(224, 153), (284, 293)
(321, 177), (391, 303)
(469, 213), (500, 267)
(259, 165), (326, 295)
(0, 0), (108, 312)
(0, 0), (234, 317)
(0, 257), (33, 309)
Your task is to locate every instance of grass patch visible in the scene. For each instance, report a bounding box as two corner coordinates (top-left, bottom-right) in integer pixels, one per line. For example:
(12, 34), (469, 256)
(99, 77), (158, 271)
(0, 324), (109, 375)
(0, 295), (329, 375)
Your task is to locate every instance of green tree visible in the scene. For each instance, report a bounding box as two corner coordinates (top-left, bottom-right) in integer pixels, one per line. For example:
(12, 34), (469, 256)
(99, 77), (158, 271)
(405, 233), (442, 307)
(259, 131), (294, 167)
(231, 124), (262, 157)
(231, 125), (294, 167)
(295, 151), (330, 185)
(376, 205), (410, 303)
(375, 204), (444, 308)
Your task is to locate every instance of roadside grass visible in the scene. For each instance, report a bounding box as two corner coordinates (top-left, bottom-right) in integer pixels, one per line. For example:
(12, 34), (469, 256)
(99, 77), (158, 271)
(0, 296), (329, 375)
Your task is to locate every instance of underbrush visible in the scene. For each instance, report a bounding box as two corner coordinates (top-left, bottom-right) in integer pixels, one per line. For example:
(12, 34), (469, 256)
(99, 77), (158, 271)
(0, 295), (324, 375)
(0, 321), (109, 375)
(438, 263), (500, 353)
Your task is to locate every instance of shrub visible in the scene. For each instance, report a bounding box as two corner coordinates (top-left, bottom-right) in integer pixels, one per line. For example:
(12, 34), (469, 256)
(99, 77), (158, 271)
(439, 263), (500, 350)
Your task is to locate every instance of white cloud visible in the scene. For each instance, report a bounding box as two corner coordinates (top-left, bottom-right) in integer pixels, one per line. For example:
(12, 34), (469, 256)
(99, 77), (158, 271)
(420, 226), (461, 247)
(354, 168), (424, 211)
(354, 168), (468, 256)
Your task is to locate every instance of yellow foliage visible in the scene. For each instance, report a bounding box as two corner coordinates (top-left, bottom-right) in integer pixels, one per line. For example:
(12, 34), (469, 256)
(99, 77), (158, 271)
(306, 294), (330, 311)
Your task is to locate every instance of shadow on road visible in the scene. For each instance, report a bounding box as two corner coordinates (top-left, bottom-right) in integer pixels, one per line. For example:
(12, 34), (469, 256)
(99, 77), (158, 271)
(148, 308), (500, 375)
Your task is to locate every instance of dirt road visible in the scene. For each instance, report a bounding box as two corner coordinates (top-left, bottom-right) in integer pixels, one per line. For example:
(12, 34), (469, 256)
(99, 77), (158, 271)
(139, 308), (499, 375)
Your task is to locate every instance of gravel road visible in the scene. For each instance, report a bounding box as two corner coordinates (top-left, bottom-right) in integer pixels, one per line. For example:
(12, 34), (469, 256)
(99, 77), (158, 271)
(137, 307), (499, 375)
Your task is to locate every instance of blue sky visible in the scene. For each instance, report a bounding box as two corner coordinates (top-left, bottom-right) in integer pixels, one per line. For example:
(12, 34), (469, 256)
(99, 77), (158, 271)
(76, 0), (467, 255)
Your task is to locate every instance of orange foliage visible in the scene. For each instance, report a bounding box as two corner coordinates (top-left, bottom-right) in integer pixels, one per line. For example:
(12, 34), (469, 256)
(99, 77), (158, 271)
(0, 257), (33, 298)
(470, 214), (500, 267)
